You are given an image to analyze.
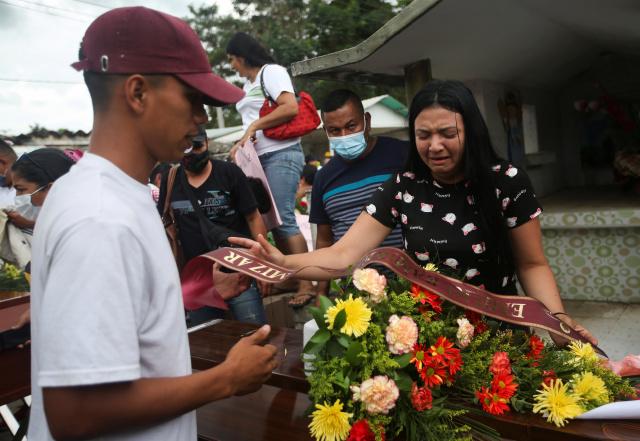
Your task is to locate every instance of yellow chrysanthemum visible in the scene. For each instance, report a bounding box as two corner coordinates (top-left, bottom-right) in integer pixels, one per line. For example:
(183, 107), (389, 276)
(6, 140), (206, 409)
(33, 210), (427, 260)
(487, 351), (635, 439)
(424, 263), (439, 272)
(326, 294), (372, 337)
(568, 341), (599, 364)
(533, 379), (584, 427)
(572, 372), (609, 405)
(309, 400), (352, 441)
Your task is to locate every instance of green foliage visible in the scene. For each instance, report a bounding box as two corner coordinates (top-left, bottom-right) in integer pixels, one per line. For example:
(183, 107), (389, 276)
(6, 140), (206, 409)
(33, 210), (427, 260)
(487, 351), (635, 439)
(186, 0), (408, 128)
(0, 262), (29, 292)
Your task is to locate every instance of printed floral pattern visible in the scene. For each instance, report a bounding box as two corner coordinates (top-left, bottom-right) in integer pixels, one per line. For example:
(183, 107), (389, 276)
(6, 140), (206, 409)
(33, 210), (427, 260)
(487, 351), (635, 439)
(367, 163), (541, 294)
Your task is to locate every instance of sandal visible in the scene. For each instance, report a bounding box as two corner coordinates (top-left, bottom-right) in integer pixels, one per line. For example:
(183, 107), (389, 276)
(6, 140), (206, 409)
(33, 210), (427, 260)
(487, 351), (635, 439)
(288, 292), (316, 309)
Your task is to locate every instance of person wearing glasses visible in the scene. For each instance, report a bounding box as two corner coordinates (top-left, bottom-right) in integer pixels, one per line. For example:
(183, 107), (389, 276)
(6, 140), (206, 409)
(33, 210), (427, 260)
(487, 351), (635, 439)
(5, 148), (75, 232)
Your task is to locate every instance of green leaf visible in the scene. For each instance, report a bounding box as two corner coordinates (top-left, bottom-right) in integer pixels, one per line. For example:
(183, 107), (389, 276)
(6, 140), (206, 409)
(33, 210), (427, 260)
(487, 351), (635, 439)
(303, 340), (323, 355)
(318, 295), (333, 314)
(308, 306), (327, 329)
(327, 339), (345, 357)
(310, 329), (331, 345)
(393, 371), (413, 392)
(345, 341), (363, 366)
(337, 335), (351, 348)
(332, 309), (347, 333)
(394, 353), (412, 368)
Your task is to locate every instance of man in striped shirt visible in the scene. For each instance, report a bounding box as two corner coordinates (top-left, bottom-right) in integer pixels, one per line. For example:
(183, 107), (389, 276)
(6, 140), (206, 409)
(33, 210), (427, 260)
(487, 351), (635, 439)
(309, 89), (408, 294)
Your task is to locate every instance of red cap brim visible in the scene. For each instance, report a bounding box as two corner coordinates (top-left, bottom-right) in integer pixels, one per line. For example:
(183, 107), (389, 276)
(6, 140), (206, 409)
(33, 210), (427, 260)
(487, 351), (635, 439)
(176, 72), (244, 106)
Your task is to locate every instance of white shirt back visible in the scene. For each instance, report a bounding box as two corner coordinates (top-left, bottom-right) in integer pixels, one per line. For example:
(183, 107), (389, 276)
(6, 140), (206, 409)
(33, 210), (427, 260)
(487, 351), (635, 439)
(28, 153), (196, 440)
(236, 64), (301, 156)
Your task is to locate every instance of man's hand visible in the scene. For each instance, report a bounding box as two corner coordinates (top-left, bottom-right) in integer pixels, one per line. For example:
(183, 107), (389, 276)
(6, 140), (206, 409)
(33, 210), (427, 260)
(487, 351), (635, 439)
(549, 313), (598, 347)
(228, 234), (286, 267)
(223, 324), (278, 395)
(256, 280), (273, 297)
(212, 263), (251, 300)
(5, 210), (35, 229)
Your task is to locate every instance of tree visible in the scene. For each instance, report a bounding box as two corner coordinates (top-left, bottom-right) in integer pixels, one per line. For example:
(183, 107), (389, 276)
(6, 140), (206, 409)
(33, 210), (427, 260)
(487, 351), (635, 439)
(186, 0), (408, 128)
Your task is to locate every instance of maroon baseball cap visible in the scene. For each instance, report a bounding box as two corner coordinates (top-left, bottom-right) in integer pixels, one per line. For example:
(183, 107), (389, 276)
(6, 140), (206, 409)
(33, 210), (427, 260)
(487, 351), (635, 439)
(71, 6), (243, 106)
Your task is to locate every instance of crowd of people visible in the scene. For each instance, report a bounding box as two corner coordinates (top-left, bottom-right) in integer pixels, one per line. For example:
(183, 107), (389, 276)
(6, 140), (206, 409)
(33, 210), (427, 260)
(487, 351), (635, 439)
(0, 5), (598, 440)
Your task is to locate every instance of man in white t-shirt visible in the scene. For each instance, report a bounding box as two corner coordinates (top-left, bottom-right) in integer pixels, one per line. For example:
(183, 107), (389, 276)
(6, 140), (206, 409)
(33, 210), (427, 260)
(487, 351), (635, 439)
(29, 7), (278, 441)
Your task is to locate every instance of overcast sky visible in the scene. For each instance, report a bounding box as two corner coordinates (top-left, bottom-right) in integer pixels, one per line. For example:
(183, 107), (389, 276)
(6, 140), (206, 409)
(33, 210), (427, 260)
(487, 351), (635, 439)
(0, 0), (231, 136)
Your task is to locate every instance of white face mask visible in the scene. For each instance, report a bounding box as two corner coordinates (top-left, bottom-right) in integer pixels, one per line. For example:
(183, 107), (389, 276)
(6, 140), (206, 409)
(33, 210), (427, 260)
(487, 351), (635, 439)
(14, 194), (31, 207)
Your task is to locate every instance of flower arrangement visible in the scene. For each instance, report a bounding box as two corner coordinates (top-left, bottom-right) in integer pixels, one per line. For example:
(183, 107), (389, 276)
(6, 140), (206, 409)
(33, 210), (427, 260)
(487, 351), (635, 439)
(303, 266), (637, 441)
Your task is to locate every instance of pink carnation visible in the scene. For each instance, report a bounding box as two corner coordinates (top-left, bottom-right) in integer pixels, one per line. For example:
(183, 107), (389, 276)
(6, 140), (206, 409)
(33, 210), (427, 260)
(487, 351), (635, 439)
(386, 315), (418, 355)
(456, 317), (474, 349)
(351, 375), (399, 414)
(489, 351), (511, 375)
(353, 268), (387, 303)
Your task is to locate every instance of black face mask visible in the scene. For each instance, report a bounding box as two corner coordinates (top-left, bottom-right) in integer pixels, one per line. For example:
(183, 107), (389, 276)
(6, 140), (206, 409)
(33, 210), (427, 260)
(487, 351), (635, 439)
(181, 150), (209, 173)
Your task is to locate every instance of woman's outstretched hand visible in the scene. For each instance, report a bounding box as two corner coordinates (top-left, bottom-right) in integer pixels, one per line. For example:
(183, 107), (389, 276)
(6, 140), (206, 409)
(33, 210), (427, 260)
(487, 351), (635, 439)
(228, 234), (286, 267)
(549, 313), (598, 347)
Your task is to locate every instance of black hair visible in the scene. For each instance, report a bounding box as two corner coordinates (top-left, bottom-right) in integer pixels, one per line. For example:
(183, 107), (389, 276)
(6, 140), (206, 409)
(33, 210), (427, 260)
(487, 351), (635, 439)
(0, 139), (17, 160)
(406, 80), (512, 289)
(150, 162), (171, 183)
(301, 164), (317, 186)
(320, 89), (364, 116)
(225, 32), (275, 68)
(12, 148), (75, 187)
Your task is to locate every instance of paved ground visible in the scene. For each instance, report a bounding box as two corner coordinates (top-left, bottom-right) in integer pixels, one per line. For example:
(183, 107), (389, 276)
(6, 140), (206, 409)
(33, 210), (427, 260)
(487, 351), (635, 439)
(563, 299), (640, 361)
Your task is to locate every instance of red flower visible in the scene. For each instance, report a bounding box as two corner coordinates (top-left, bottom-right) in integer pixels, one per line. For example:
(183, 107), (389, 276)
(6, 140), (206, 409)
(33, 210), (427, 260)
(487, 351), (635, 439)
(526, 335), (544, 365)
(476, 387), (510, 415)
(542, 370), (557, 386)
(411, 382), (433, 411)
(420, 357), (447, 388)
(428, 336), (463, 380)
(491, 372), (518, 400)
(465, 310), (489, 335)
(489, 351), (511, 375)
(411, 284), (443, 314)
(410, 344), (427, 371)
(429, 336), (457, 363)
(347, 419), (376, 441)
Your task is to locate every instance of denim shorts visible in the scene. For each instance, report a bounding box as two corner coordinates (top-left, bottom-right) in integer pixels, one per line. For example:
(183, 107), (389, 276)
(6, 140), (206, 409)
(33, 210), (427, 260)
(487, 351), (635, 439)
(186, 284), (266, 326)
(259, 143), (304, 238)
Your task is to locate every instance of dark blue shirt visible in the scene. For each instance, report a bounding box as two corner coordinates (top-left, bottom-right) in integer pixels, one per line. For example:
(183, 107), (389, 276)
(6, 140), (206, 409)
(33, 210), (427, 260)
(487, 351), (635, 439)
(310, 136), (408, 246)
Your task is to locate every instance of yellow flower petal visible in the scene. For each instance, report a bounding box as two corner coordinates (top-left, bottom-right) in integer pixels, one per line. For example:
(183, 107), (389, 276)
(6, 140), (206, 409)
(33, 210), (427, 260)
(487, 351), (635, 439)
(325, 295), (372, 337)
(309, 400), (352, 441)
(533, 379), (584, 427)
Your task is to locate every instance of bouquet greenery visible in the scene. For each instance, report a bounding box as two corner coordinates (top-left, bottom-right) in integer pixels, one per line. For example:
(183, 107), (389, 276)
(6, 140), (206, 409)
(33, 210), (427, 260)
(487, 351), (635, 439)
(0, 261), (30, 292)
(303, 265), (637, 441)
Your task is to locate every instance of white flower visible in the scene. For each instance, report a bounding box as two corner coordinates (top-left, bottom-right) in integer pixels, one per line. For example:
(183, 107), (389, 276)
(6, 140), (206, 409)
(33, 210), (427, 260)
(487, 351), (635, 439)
(420, 203), (433, 213)
(456, 317), (474, 348)
(366, 204), (376, 215)
(352, 268), (387, 303)
(442, 213), (456, 225)
(402, 191), (414, 203)
(386, 315), (418, 355)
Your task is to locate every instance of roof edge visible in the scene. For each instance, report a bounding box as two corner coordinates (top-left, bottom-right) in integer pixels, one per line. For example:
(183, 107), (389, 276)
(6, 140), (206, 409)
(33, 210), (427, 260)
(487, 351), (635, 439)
(291, 0), (442, 78)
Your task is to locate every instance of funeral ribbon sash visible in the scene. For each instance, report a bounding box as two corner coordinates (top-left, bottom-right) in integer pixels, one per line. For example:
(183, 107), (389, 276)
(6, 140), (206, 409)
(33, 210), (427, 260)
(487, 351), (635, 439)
(185, 246), (606, 357)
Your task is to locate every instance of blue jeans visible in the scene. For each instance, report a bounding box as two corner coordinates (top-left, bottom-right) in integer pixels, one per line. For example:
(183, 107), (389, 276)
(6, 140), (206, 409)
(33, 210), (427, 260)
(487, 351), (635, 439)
(259, 143), (304, 238)
(187, 284), (266, 327)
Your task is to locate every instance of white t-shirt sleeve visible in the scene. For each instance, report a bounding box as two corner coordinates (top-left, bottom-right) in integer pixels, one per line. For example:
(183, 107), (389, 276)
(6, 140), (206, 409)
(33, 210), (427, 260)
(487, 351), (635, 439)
(37, 219), (147, 387)
(262, 64), (295, 101)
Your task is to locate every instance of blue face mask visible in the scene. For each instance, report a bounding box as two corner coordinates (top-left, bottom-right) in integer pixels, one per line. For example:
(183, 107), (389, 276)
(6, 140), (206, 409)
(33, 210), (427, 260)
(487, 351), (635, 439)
(327, 118), (367, 160)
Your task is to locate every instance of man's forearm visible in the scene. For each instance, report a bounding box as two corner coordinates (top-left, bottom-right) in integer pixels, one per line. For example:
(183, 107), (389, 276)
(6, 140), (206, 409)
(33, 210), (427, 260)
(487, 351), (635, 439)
(44, 364), (236, 440)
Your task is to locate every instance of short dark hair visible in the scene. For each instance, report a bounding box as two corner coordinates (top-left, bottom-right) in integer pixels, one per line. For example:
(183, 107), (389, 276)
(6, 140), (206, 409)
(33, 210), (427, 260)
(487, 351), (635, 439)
(320, 89), (364, 116)
(225, 32), (275, 68)
(0, 139), (17, 160)
(12, 148), (74, 187)
(406, 80), (511, 291)
(150, 162), (171, 183)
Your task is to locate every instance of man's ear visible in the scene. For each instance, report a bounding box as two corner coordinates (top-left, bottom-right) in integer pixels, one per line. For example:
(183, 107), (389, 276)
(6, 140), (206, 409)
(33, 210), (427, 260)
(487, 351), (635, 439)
(123, 74), (151, 115)
(365, 111), (372, 132)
